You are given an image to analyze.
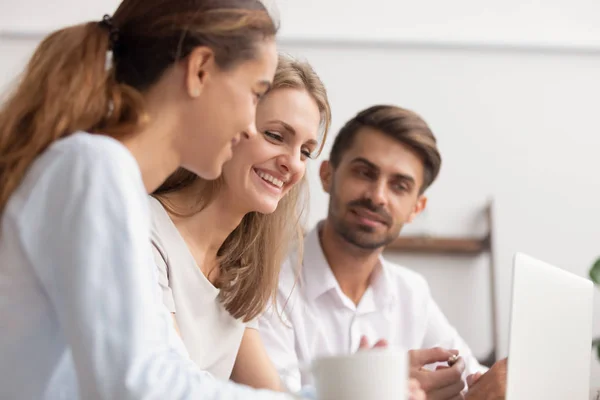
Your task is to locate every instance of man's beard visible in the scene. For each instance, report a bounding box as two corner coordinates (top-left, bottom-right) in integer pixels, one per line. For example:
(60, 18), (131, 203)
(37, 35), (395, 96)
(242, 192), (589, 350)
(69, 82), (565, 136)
(328, 188), (399, 250)
(331, 215), (399, 250)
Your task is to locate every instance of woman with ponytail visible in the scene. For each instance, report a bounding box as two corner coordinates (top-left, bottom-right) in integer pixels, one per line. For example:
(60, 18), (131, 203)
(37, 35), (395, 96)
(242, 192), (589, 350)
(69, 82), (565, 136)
(0, 1), (295, 399)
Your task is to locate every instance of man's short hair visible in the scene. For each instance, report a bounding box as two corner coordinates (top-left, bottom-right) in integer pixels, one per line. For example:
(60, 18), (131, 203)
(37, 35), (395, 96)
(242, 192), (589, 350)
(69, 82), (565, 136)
(329, 105), (442, 192)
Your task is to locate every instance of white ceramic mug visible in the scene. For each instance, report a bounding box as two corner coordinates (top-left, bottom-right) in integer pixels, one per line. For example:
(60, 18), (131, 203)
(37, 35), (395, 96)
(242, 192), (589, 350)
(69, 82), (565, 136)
(308, 347), (408, 400)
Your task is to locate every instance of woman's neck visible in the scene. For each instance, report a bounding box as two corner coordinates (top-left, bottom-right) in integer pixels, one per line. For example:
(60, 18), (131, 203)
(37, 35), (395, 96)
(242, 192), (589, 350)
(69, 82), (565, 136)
(120, 69), (186, 193)
(163, 189), (245, 283)
(121, 128), (180, 193)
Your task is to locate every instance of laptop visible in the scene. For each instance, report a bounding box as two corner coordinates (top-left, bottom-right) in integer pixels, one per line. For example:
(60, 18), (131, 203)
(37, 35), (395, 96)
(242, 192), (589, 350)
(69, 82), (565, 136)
(506, 252), (594, 399)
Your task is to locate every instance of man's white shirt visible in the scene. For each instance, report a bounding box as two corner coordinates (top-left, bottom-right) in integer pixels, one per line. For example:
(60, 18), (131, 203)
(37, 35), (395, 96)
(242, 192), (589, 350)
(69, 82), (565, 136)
(259, 222), (487, 392)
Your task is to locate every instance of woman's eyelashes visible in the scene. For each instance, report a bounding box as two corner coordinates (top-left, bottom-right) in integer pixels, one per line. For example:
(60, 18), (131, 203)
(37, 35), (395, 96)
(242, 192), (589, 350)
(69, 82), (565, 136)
(263, 130), (314, 160)
(301, 148), (313, 159)
(264, 130), (283, 142)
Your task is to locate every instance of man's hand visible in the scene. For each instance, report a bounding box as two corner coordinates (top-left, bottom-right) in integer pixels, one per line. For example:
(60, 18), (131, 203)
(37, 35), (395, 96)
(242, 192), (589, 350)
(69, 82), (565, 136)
(466, 372), (483, 387)
(409, 378), (426, 400)
(465, 358), (507, 400)
(409, 347), (466, 400)
(357, 335), (388, 350)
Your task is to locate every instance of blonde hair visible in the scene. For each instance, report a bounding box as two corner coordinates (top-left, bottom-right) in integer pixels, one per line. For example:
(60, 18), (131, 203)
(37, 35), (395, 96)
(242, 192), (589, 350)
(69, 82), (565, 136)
(154, 53), (331, 321)
(0, 0), (277, 218)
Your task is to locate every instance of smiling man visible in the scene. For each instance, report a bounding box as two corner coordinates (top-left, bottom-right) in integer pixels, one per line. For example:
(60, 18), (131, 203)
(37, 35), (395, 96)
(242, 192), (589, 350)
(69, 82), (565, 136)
(259, 105), (489, 400)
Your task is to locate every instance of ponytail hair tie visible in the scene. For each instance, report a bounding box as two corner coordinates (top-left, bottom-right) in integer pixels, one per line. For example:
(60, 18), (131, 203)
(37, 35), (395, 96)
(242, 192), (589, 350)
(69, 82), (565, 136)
(99, 14), (120, 51)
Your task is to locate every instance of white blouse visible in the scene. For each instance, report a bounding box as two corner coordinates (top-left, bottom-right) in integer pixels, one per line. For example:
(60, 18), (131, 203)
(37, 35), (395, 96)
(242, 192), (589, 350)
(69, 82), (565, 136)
(0, 132), (291, 400)
(149, 197), (255, 380)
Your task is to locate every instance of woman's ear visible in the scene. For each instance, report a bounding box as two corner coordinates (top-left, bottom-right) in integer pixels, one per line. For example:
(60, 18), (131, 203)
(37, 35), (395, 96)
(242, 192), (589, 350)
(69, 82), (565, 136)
(185, 46), (215, 98)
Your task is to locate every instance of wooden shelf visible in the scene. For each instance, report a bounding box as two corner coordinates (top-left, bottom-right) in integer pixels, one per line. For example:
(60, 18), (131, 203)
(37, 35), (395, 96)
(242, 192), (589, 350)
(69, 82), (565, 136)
(386, 235), (490, 255)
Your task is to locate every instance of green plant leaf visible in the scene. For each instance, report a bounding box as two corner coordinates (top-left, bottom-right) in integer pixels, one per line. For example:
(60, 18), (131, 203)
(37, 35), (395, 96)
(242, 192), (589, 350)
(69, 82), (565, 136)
(594, 338), (600, 361)
(590, 257), (600, 286)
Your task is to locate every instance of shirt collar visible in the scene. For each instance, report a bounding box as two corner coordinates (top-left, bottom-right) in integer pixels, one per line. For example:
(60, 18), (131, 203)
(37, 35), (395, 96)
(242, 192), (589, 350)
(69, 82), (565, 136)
(301, 221), (398, 308)
(370, 257), (398, 309)
(302, 222), (339, 302)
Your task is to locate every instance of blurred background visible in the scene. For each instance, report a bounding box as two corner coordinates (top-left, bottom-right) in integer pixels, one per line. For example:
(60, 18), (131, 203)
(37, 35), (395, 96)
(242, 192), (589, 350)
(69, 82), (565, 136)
(2, 0), (599, 385)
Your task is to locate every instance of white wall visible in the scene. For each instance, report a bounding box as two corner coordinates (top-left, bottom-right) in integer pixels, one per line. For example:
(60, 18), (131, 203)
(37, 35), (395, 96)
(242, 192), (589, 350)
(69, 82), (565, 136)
(276, 0), (600, 50)
(0, 0), (120, 33)
(2, 0), (600, 386)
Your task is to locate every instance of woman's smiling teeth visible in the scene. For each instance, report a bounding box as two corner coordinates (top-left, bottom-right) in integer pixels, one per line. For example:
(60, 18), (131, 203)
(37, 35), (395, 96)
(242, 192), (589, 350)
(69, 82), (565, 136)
(255, 169), (284, 188)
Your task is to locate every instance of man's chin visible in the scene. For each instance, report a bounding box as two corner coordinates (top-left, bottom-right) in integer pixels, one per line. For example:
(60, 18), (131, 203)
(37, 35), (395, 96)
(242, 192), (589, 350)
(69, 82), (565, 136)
(340, 231), (391, 251)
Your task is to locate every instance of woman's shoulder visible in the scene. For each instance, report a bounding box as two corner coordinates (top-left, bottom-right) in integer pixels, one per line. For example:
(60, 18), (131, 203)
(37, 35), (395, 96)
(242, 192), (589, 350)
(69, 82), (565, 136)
(147, 196), (182, 266)
(9, 132), (143, 215)
(51, 132), (136, 166)
(6, 132), (150, 258)
(148, 197), (172, 242)
(29, 132), (141, 191)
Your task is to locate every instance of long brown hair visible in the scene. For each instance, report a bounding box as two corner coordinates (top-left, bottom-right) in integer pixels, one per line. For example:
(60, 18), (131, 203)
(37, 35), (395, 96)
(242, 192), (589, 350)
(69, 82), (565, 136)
(0, 0), (277, 218)
(154, 54), (331, 322)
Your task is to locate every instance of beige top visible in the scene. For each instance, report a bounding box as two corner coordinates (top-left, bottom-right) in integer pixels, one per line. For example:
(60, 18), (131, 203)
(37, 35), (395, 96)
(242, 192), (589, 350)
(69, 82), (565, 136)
(149, 197), (254, 380)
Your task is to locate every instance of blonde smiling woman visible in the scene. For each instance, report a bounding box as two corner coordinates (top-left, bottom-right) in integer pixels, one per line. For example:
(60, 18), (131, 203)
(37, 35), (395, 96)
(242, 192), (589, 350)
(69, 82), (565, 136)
(149, 54), (329, 388)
